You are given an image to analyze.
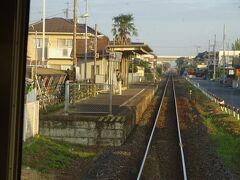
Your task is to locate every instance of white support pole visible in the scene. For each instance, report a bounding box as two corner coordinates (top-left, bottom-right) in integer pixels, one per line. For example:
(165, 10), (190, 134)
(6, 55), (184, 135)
(223, 24), (226, 81)
(42, 0), (45, 67)
(213, 34), (216, 80)
(84, 0), (88, 80)
(73, 0), (77, 79)
(64, 81), (70, 114)
(94, 24), (97, 83)
(109, 60), (113, 115)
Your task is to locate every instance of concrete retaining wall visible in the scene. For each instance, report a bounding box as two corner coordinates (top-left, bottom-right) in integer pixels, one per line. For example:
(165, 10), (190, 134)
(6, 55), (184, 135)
(134, 88), (156, 124)
(40, 116), (129, 146)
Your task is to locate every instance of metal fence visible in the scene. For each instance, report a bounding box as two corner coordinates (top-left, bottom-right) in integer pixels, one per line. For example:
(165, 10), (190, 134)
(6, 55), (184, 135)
(65, 81), (112, 114)
(128, 73), (155, 84)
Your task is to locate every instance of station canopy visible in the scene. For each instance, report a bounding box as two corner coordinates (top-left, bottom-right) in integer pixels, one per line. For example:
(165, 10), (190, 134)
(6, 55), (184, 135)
(107, 43), (153, 56)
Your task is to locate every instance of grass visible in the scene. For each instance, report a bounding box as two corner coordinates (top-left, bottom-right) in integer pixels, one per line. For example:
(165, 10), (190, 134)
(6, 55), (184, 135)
(22, 136), (96, 173)
(183, 79), (240, 170)
(204, 116), (240, 169)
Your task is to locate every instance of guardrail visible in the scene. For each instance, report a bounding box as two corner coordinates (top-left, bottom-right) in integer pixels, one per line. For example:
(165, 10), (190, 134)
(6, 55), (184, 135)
(185, 77), (240, 120)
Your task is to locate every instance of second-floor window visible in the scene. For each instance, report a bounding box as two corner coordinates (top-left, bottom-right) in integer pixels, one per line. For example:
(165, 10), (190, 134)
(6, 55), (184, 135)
(57, 39), (72, 48)
(35, 38), (48, 48)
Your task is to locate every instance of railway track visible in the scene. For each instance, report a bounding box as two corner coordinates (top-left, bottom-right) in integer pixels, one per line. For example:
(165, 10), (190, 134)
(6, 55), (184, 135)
(137, 75), (187, 180)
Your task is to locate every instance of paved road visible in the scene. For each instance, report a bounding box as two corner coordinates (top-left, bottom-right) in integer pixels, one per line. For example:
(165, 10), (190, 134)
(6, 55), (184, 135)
(192, 78), (240, 108)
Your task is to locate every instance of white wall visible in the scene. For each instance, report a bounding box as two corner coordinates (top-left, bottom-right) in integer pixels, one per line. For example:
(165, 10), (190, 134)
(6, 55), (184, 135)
(48, 48), (72, 59)
(80, 58), (109, 81)
(23, 101), (39, 141)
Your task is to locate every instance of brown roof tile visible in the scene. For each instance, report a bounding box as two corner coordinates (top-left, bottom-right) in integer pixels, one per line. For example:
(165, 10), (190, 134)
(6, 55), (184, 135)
(29, 17), (99, 34)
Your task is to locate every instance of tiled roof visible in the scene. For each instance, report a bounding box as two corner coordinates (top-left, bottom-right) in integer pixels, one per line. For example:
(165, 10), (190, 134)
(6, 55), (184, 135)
(75, 36), (109, 57)
(29, 17), (99, 35)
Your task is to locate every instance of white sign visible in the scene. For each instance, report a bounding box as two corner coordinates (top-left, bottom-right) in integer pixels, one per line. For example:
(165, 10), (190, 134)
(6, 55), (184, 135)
(75, 67), (81, 81)
(229, 69), (234, 75)
(109, 52), (122, 62)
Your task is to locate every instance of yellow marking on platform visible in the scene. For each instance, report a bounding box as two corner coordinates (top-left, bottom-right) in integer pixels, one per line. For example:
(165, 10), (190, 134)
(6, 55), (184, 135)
(98, 116), (104, 122)
(104, 117), (110, 122)
(110, 117), (115, 122)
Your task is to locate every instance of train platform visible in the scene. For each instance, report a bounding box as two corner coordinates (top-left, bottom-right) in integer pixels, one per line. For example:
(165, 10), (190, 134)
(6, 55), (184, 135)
(68, 83), (156, 116)
(40, 82), (160, 146)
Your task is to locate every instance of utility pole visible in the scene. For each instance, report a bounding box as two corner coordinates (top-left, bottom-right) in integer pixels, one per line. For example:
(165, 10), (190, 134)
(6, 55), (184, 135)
(213, 34), (216, 80)
(35, 30), (38, 76)
(42, 0), (45, 67)
(223, 24), (226, 82)
(196, 46), (200, 55)
(65, 0), (69, 19)
(208, 40), (211, 62)
(73, 0), (77, 80)
(227, 42), (230, 66)
(84, 0), (88, 80)
(94, 24), (97, 83)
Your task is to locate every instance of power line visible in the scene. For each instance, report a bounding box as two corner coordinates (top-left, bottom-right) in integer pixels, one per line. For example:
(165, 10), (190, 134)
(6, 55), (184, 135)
(30, 11), (65, 23)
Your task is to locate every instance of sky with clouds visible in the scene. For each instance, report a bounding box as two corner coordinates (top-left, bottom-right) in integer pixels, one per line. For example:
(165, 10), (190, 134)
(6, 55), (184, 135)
(30, 0), (240, 56)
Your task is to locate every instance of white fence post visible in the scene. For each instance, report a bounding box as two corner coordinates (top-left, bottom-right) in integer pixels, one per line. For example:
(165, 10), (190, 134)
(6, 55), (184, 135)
(109, 84), (112, 115)
(64, 80), (70, 114)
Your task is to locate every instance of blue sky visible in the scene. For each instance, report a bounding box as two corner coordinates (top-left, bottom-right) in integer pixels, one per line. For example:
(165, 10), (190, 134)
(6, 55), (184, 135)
(29, 0), (240, 56)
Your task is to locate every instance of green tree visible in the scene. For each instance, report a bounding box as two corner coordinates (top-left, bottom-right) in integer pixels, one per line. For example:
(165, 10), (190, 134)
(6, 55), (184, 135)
(128, 61), (138, 73)
(156, 65), (162, 75)
(232, 38), (240, 50)
(138, 60), (151, 73)
(112, 14), (138, 45)
(163, 63), (171, 72)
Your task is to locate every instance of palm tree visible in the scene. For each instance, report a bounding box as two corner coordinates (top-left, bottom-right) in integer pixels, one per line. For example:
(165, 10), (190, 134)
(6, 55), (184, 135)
(112, 14), (138, 45)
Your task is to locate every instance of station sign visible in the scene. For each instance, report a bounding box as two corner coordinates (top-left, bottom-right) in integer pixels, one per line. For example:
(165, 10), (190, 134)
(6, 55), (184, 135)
(109, 52), (122, 62)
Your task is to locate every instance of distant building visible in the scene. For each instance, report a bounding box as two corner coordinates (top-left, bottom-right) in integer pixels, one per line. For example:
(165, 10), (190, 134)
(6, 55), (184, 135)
(218, 50), (240, 66)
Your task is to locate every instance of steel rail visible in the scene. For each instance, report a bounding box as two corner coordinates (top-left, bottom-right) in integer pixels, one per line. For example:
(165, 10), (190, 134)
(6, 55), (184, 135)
(136, 76), (170, 180)
(172, 75), (188, 180)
